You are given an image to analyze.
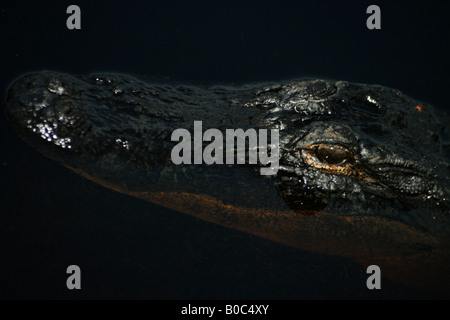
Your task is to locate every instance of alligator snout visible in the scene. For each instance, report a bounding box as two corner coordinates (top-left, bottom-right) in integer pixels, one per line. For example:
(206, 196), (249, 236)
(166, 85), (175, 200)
(5, 72), (87, 153)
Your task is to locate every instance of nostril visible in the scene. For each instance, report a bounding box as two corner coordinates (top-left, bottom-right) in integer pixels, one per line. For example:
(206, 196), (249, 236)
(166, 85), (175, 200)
(47, 79), (66, 96)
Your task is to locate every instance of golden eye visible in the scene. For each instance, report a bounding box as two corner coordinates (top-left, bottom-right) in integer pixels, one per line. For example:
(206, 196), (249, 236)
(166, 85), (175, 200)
(300, 144), (354, 169)
(315, 145), (351, 165)
(299, 144), (375, 183)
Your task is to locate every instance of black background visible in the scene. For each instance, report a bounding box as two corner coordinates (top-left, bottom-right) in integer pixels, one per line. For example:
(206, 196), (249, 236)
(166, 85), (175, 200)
(1, 0), (449, 299)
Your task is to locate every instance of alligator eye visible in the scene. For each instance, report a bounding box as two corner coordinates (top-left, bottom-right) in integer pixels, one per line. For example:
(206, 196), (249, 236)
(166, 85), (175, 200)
(315, 145), (351, 165)
(300, 144), (374, 182)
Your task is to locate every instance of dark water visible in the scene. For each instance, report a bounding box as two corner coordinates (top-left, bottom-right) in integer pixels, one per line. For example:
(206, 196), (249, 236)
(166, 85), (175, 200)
(1, 1), (449, 299)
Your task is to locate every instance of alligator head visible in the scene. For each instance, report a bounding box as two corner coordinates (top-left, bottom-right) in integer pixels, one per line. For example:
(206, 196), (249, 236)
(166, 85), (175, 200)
(4, 71), (450, 292)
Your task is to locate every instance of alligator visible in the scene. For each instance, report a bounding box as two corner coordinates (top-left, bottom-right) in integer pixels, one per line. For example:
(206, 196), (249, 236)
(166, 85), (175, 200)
(4, 71), (450, 293)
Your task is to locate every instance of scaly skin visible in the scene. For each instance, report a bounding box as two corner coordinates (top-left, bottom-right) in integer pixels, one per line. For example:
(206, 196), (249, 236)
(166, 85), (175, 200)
(5, 71), (450, 293)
